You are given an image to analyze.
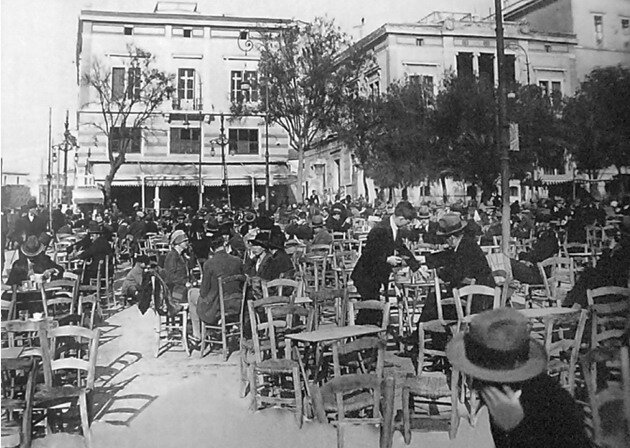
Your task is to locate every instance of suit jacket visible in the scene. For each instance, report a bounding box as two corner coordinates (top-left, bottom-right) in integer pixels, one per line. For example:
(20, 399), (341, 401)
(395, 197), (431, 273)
(259, 249), (294, 281)
(79, 236), (114, 281)
(425, 236), (494, 291)
(6, 252), (64, 285)
(197, 250), (244, 324)
(351, 218), (419, 292)
(163, 249), (190, 291)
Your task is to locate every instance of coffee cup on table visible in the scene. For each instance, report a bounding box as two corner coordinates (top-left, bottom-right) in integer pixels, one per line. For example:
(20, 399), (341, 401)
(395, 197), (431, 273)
(32, 312), (43, 320)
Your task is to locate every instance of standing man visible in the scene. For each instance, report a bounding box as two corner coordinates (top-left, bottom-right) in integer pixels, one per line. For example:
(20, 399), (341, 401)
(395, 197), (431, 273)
(351, 201), (420, 324)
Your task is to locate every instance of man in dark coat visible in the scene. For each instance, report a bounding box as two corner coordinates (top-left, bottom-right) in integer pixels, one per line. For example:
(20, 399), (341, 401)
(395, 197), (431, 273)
(191, 236), (244, 341)
(351, 201), (420, 324)
(258, 226), (293, 281)
(6, 235), (64, 286)
(76, 228), (115, 284)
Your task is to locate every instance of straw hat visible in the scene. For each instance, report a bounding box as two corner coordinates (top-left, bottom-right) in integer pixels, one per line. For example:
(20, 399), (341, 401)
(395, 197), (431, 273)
(170, 229), (188, 246)
(446, 308), (547, 383)
(21, 236), (45, 258)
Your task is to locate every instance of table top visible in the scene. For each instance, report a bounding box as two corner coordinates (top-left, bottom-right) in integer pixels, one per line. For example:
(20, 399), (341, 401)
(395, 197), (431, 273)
(286, 324), (382, 343)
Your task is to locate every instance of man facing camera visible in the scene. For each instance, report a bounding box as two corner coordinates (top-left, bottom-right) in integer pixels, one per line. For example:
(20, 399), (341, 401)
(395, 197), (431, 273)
(351, 201), (420, 324)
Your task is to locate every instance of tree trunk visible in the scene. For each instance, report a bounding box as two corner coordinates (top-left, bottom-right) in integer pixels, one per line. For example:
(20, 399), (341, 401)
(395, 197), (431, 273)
(102, 179), (112, 207)
(296, 144), (305, 203)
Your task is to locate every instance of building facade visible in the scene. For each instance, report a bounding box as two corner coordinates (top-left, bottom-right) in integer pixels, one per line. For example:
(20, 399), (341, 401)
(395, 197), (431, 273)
(76, 3), (296, 211)
(304, 12), (578, 204)
(503, 0), (630, 84)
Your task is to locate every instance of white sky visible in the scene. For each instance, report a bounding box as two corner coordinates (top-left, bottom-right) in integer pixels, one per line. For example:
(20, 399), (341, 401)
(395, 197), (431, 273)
(0, 0), (493, 180)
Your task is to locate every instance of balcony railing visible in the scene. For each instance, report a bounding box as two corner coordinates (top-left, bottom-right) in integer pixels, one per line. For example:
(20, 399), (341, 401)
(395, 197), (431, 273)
(171, 97), (203, 111)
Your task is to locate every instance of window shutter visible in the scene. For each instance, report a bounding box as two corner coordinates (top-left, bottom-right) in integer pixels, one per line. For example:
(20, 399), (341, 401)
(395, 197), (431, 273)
(112, 68), (125, 100)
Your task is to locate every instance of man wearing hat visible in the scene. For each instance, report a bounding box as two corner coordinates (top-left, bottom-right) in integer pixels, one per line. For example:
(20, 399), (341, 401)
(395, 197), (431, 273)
(285, 211), (314, 242)
(74, 227), (115, 284)
(446, 308), (590, 447)
(326, 204), (352, 233)
(6, 235), (64, 286)
(163, 229), (193, 306)
(311, 214), (333, 246)
(418, 213), (494, 324)
(258, 226), (293, 281)
(351, 201), (420, 324)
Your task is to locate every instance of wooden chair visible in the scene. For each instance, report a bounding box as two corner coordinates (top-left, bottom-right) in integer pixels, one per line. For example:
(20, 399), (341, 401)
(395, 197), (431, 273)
(532, 256), (575, 307)
(452, 284), (501, 318)
(247, 297), (313, 427)
(311, 375), (395, 448)
(151, 272), (190, 357)
(300, 253), (328, 292)
(541, 309), (589, 396)
(34, 325), (100, 448)
(581, 345), (630, 447)
(39, 280), (78, 323)
(1, 293), (17, 321)
(1, 357), (37, 448)
(77, 293), (98, 330)
(485, 252), (514, 308)
(585, 287), (630, 391)
(331, 336), (385, 378)
(198, 274), (247, 360)
(310, 288), (348, 328)
(3, 319), (58, 360)
(347, 299), (390, 331)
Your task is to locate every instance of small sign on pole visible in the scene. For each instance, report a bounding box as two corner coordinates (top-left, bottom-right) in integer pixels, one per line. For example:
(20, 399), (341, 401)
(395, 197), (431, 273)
(509, 122), (520, 152)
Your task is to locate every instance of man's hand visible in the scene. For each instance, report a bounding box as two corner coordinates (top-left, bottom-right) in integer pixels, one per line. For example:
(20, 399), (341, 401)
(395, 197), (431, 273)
(386, 255), (403, 266)
(480, 386), (524, 431)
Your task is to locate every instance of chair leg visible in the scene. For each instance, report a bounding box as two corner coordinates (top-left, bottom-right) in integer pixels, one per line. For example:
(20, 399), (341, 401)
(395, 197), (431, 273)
(402, 387), (412, 445)
(336, 423), (345, 448)
(380, 377), (395, 448)
(199, 325), (206, 359)
(182, 309), (191, 357)
(221, 322), (229, 362)
(249, 366), (258, 412)
(449, 369), (461, 439)
(293, 366), (303, 429)
(79, 390), (93, 448)
(239, 351), (250, 398)
(154, 311), (161, 358)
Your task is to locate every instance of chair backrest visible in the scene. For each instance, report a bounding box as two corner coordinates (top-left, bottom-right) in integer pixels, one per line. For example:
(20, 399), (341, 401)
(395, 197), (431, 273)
(485, 253), (513, 307)
(261, 278), (303, 299)
(218, 274), (247, 322)
(3, 319), (57, 358)
(537, 256), (575, 304)
(542, 309), (589, 394)
(1, 294), (16, 321)
(586, 287), (630, 350)
(247, 296), (292, 363)
(263, 302), (314, 360)
(452, 284), (501, 318)
(40, 279), (77, 318)
(299, 255), (328, 292)
(309, 244), (332, 256)
(77, 293), (98, 329)
(331, 336), (385, 378)
(309, 288), (347, 327)
(347, 299), (390, 330)
(39, 325), (100, 390)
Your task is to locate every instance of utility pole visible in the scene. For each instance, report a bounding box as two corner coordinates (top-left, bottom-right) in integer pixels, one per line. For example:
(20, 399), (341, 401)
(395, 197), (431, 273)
(47, 108), (53, 231)
(495, 0), (511, 255)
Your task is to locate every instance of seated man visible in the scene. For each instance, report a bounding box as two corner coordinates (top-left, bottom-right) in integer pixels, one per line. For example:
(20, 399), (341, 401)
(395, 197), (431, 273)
(310, 214), (333, 246)
(189, 235), (244, 345)
(120, 255), (150, 304)
(6, 235), (64, 286)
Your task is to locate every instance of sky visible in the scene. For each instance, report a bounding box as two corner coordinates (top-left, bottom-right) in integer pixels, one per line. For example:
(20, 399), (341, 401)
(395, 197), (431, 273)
(0, 0), (494, 183)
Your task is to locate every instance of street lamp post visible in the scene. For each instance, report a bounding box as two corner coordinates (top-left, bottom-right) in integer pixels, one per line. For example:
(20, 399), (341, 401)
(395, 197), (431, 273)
(210, 114), (230, 208)
(53, 110), (79, 206)
(506, 42), (531, 85)
(265, 86), (270, 213)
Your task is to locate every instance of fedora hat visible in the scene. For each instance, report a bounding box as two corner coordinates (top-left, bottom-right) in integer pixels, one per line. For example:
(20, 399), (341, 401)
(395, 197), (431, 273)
(170, 229), (188, 246)
(21, 235), (45, 257)
(436, 213), (468, 236)
(251, 229), (271, 249)
(311, 214), (324, 227)
(267, 226), (286, 250)
(417, 205), (431, 219)
(446, 308), (547, 383)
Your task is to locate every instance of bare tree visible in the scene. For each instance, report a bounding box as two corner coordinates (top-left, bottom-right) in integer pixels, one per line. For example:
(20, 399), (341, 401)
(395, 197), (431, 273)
(81, 45), (174, 204)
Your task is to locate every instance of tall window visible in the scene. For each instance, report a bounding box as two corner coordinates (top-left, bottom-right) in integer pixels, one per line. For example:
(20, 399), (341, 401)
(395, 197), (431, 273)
(178, 68), (195, 100)
(112, 67), (126, 100)
(594, 15), (604, 46)
(109, 127), (141, 153)
(170, 127), (201, 154)
(231, 71), (258, 102)
(539, 80), (562, 103)
(478, 53), (495, 84)
(505, 54), (516, 85)
(127, 67), (141, 100)
(456, 52), (474, 79)
(228, 129), (258, 154)
(367, 78), (380, 97)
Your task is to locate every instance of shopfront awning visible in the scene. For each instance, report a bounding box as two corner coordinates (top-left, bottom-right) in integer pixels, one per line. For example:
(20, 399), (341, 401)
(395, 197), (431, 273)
(73, 186), (104, 205)
(90, 162), (296, 187)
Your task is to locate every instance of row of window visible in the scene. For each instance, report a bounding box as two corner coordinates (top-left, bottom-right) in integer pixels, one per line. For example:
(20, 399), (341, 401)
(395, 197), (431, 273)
(108, 127), (260, 155)
(593, 15), (630, 46)
(111, 67), (259, 103)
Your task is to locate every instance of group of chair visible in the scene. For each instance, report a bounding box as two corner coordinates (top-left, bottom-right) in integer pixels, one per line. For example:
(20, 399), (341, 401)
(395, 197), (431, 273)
(1, 319), (100, 448)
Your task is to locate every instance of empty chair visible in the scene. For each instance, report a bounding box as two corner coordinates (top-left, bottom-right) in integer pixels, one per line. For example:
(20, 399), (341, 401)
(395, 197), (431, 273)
(347, 299), (390, 331)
